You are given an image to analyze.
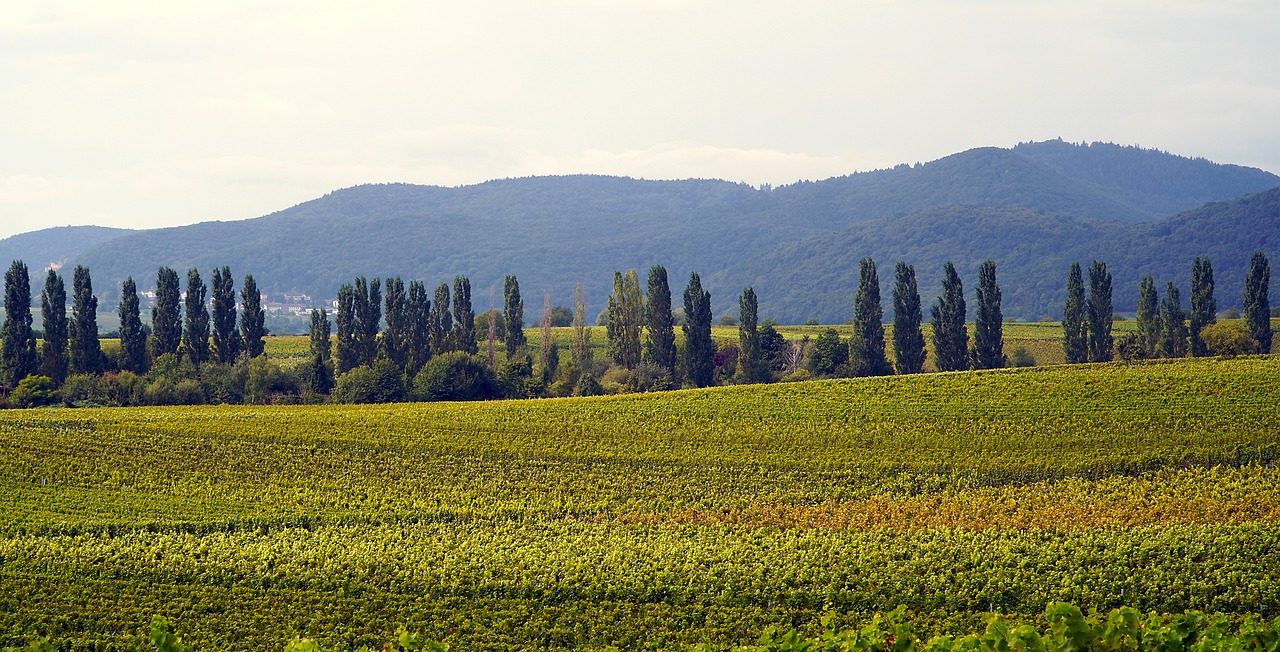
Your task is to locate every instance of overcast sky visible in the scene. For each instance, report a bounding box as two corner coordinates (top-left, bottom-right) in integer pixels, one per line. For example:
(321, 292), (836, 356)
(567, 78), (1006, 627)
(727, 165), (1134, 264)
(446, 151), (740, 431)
(2, 1), (1278, 240)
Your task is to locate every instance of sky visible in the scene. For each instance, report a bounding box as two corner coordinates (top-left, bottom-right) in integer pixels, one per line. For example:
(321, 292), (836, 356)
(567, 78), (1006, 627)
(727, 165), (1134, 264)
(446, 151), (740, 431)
(2, 0), (1279, 240)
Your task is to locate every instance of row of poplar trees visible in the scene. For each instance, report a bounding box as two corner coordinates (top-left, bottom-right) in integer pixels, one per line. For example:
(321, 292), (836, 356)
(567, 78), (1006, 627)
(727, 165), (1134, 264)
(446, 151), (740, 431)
(1062, 252), (1272, 362)
(0, 260), (267, 388)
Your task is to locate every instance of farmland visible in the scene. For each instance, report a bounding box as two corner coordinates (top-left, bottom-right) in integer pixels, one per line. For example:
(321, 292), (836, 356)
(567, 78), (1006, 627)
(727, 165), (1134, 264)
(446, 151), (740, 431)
(2, 356), (1280, 649)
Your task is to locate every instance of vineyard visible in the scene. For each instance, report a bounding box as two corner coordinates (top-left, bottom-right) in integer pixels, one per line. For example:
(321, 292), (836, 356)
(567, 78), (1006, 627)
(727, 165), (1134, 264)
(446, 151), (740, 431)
(2, 356), (1279, 649)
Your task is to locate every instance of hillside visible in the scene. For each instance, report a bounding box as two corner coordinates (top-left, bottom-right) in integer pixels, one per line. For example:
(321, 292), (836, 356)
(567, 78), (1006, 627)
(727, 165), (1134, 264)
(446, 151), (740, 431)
(0, 225), (132, 272)
(4, 140), (1274, 322)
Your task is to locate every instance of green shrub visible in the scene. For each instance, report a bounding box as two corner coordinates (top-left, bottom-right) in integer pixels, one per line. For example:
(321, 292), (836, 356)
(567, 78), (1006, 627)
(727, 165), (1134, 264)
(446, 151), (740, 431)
(10, 375), (58, 408)
(334, 360), (406, 404)
(411, 351), (498, 402)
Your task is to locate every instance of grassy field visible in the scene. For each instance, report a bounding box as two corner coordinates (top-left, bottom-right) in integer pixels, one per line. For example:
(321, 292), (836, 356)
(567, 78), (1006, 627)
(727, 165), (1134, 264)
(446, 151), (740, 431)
(2, 355), (1279, 649)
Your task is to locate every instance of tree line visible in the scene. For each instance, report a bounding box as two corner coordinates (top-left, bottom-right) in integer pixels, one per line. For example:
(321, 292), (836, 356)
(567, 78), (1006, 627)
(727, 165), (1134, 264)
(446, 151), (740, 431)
(0, 251), (1272, 408)
(1062, 252), (1272, 363)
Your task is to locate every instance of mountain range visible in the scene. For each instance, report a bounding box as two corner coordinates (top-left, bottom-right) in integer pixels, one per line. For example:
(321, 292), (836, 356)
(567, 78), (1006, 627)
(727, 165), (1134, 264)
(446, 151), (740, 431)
(2, 139), (1277, 325)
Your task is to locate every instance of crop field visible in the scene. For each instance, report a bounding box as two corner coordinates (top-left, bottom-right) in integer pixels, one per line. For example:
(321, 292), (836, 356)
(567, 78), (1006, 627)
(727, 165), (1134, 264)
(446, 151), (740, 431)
(2, 356), (1280, 649)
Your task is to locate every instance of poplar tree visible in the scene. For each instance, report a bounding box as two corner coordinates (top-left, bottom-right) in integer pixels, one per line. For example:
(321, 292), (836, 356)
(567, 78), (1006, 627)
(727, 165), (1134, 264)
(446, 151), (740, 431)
(334, 283), (356, 374)
(850, 258), (890, 377)
(970, 260), (1004, 369)
(182, 268), (209, 367)
(381, 277), (408, 367)
(930, 262), (969, 372)
(211, 266), (240, 364)
(1062, 262), (1088, 364)
(1135, 276), (1161, 358)
(736, 286), (768, 383)
(429, 282), (452, 355)
(452, 275), (477, 354)
(40, 270), (68, 385)
(1087, 260), (1113, 363)
(606, 270), (643, 369)
(150, 266), (182, 361)
(682, 272), (714, 387)
(1159, 282), (1189, 358)
(406, 280), (431, 374)
(571, 283), (591, 373)
(353, 277), (381, 367)
(68, 266), (103, 375)
(502, 275), (525, 359)
(892, 261), (926, 375)
(1244, 251), (1272, 354)
(117, 277), (147, 374)
(1189, 256), (1216, 357)
(1, 261), (37, 387)
(645, 265), (677, 377)
(539, 295), (559, 383)
(240, 274), (266, 359)
(308, 308), (333, 394)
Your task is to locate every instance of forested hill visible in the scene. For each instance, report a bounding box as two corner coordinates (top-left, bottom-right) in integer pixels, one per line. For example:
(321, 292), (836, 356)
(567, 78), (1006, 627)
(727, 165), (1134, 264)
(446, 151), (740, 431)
(0, 225), (133, 273)
(4, 140), (1275, 323)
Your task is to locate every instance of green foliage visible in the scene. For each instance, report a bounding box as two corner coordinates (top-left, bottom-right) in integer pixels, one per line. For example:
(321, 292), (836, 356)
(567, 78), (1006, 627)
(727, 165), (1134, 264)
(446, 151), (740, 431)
(118, 277), (147, 374)
(245, 356), (299, 404)
(1007, 346), (1036, 368)
(930, 262), (969, 372)
(39, 270), (68, 385)
(502, 275), (525, 359)
(333, 359), (403, 404)
(428, 281), (452, 356)
(682, 272), (714, 388)
(892, 262), (926, 375)
(335, 283), (356, 374)
(1200, 321), (1257, 357)
(645, 266), (677, 378)
(1189, 256), (1216, 357)
(572, 371), (604, 397)
(1159, 283), (1189, 358)
(240, 274), (267, 359)
(1087, 260), (1113, 363)
(410, 351), (497, 402)
(150, 266), (182, 362)
(970, 259), (1004, 369)
(354, 277), (382, 367)
(736, 287), (770, 383)
(451, 276), (477, 355)
(2, 260), (37, 387)
(181, 268), (209, 367)
(606, 270), (643, 369)
(1244, 251), (1271, 354)
(382, 277), (408, 368)
(210, 267), (240, 364)
(806, 328), (848, 377)
(9, 374), (57, 407)
(1135, 276), (1160, 359)
(850, 259), (891, 377)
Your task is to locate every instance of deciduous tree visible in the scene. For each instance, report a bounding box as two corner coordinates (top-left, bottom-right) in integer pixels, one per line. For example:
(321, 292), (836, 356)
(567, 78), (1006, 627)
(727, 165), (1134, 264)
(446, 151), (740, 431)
(1135, 275), (1161, 358)
(645, 265), (677, 378)
(892, 261), (926, 375)
(150, 266), (182, 361)
(971, 260), (1004, 369)
(1244, 251), (1271, 354)
(1087, 260), (1113, 363)
(682, 272), (714, 387)
(240, 274), (266, 359)
(452, 275), (477, 354)
(1, 261), (37, 387)
(736, 286), (769, 383)
(211, 266), (240, 364)
(1159, 282), (1188, 358)
(1189, 256), (1216, 357)
(850, 258), (890, 377)
(69, 265), (103, 375)
(429, 282), (452, 355)
(502, 275), (525, 359)
(930, 262), (969, 372)
(118, 277), (147, 374)
(606, 270), (643, 369)
(181, 268), (209, 367)
(1062, 262), (1088, 364)
(40, 270), (68, 384)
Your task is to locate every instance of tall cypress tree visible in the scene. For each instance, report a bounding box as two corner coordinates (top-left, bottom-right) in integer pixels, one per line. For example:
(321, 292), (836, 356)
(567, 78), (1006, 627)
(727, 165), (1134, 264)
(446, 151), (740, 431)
(406, 281), (431, 374)
(69, 265), (103, 376)
(502, 275), (526, 359)
(40, 270), (69, 385)
(240, 274), (266, 359)
(210, 266), (240, 364)
(352, 277), (381, 367)
(308, 308), (333, 394)
(181, 269), (209, 367)
(382, 277), (408, 367)
(1244, 251), (1272, 354)
(1159, 282), (1188, 358)
(682, 272), (714, 388)
(736, 286), (769, 383)
(1062, 262), (1088, 364)
(930, 262), (969, 372)
(850, 258), (890, 377)
(428, 282), (452, 355)
(1189, 256), (1217, 357)
(1, 261), (37, 387)
(452, 276), (477, 355)
(150, 266), (182, 361)
(645, 265), (677, 378)
(970, 260), (1004, 370)
(606, 270), (643, 369)
(334, 283), (356, 374)
(1135, 275), (1161, 358)
(1087, 260), (1113, 363)
(892, 261), (926, 375)
(118, 277), (147, 374)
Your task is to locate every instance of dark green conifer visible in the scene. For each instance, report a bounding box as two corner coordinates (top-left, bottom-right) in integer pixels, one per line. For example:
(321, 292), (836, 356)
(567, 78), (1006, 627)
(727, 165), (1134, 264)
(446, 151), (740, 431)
(1244, 251), (1271, 354)
(645, 265), (677, 378)
(682, 272), (714, 387)
(970, 260), (1004, 369)
(930, 262), (969, 372)
(850, 258), (891, 377)
(118, 277), (147, 374)
(40, 270), (68, 384)
(150, 266), (182, 361)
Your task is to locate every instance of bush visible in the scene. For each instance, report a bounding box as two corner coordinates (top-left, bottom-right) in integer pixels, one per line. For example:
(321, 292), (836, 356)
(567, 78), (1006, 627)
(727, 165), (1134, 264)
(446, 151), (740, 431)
(11, 375), (58, 408)
(599, 365), (631, 394)
(1007, 346), (1037, 368)
(779, 368), (812, 383)
(805, 328), (847, 377)
(1220, 307), (1242, 319)
(717, 315), (738, 327)
(200, 363), (247, 405)
(627, 361), (673, 393)
(573, 373), (604, 397)
(333, 360), (406, 404)
(497, 354), (542, 399)
(411, 352), (498, 402)
(61, 374), (105, 407)
(1201, 321), (1258, 357)
(245, 357), (300, 404)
